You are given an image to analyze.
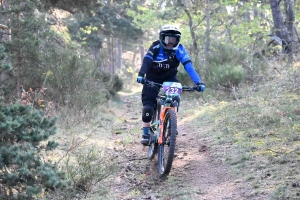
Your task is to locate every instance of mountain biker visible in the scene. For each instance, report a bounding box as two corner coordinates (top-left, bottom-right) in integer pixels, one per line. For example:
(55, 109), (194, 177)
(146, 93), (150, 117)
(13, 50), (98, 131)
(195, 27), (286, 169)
(136, 24), (205, 145)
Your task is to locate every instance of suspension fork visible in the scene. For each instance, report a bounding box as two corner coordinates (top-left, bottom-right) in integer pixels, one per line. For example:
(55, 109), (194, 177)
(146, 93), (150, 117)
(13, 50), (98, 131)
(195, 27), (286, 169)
(158, 107), (176, 144)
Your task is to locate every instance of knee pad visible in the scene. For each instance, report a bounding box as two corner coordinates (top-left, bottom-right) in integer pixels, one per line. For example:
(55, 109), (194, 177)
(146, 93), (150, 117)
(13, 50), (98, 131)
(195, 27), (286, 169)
(142, 105), (154, 123)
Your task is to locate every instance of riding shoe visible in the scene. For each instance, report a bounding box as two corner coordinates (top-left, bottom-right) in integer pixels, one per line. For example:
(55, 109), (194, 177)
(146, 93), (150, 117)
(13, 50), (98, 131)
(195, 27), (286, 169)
(140, 134), (150, 146)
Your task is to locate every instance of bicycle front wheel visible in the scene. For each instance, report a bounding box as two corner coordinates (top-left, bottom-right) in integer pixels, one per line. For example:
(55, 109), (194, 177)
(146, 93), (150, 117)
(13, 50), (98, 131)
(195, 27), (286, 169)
(157, 109), (177, 177)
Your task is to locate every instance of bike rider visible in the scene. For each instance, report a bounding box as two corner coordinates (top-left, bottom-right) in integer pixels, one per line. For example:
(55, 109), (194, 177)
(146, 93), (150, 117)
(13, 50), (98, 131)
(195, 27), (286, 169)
(137, 24), (205, 145)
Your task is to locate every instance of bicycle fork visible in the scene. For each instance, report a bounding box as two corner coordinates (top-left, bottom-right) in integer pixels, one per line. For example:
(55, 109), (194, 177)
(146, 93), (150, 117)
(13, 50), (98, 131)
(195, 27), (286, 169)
(158, 107), (176, 145)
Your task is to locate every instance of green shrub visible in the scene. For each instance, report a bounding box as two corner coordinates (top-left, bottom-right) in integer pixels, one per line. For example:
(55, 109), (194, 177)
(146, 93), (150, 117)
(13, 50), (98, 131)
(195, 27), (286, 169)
(0, 104), (67, 199)
(205, 41), (269, 85)
(205, 64), (245, 88)
(243, 54), (269, 83)
(45, 49), (119, 111)
(207, 42), (247, 66)
(64, 148), (118, 198)
(203, 42), (248, 88)
(177, 67), (194, 85)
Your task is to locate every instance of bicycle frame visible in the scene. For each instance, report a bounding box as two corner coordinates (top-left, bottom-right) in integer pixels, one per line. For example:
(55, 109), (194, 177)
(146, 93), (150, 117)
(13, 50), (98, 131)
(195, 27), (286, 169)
(151, 93), (178, 145)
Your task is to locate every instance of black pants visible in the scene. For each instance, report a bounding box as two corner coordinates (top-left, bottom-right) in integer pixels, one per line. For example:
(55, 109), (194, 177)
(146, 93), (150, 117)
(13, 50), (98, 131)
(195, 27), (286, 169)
(141, 76), (179, 123)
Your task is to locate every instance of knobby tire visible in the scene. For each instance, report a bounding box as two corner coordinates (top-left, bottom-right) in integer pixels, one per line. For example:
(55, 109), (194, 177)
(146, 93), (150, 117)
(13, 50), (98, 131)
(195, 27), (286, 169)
(158, 109), (177, 178)
(148, 100), (161, 160)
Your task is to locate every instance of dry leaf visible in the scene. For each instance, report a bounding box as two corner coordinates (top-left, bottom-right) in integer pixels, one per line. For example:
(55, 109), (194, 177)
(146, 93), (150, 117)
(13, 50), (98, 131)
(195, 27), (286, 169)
(37, 99), (44, 105)
(21, 92), (28, 98)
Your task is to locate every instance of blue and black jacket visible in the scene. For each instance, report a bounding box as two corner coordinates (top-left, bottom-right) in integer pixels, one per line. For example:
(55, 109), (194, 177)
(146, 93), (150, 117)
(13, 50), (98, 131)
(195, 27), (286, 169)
(139, 40), (202, 84)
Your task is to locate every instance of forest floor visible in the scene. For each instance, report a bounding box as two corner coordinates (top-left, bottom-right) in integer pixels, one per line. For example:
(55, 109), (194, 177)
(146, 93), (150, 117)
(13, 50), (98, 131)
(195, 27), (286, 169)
(101, 88), (268, 200)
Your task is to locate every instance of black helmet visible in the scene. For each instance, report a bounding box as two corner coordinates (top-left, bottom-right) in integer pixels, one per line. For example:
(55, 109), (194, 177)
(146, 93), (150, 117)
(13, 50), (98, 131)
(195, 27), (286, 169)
(159, 24), (181, 51)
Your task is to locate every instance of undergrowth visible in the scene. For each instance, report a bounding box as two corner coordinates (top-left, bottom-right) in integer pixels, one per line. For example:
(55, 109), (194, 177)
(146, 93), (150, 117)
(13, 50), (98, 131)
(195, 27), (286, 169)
(194, 61), (300, 199)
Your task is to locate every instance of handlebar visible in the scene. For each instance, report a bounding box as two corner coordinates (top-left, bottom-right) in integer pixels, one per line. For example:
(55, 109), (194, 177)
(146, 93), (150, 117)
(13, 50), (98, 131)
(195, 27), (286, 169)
(142, 79), (197, 92)
(182, 86), (198, 91)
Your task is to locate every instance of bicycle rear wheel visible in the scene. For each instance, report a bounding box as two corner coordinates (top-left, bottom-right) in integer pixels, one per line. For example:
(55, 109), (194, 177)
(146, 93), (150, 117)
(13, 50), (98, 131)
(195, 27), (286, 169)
(157, 109), (177, 177)
(148, 100), (161, 160)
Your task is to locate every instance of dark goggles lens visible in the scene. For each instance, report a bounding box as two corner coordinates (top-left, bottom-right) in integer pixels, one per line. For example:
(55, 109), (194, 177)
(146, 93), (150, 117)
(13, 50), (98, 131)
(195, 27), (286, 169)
(164, 36), (177, 45)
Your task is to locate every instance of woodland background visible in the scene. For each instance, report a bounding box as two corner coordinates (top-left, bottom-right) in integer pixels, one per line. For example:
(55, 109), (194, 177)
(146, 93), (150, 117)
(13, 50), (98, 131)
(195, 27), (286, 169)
(0, 0), (300, 199)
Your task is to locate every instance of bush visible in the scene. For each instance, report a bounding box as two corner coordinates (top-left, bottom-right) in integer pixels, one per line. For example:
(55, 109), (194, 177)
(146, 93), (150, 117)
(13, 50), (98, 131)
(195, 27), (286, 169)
(109, 74), (123, 96)
(205, 64), (245, 88)
(177, 66), (194, 86)
(0, 103), (67, 199)
(205, 41), (270, 85)
(45, 49), (123, 111)
(207, 42), (247, 66)
(244, 53), (269, 83)
(204, 42), (248, 88)
(63, 148), (118, 198)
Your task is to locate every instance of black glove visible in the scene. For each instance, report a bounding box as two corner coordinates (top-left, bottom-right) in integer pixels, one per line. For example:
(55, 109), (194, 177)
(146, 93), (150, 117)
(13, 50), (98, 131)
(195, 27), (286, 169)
(196, 82), (205, 92)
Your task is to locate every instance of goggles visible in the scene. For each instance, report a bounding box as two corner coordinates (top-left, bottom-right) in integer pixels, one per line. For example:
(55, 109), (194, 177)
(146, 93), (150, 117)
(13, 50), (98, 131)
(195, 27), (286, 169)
(164, 36), (178, 45)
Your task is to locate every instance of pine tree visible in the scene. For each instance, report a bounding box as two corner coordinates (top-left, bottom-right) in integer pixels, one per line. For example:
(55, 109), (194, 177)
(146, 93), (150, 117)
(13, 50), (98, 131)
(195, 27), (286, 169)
(2, 0), (52, 100)
(0, 103), (67, 199)
(0, 45), (11, 102)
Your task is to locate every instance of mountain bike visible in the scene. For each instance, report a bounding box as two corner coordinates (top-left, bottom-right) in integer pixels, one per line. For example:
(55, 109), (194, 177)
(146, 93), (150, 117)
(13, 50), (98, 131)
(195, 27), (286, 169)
(142, 79), (196, 178)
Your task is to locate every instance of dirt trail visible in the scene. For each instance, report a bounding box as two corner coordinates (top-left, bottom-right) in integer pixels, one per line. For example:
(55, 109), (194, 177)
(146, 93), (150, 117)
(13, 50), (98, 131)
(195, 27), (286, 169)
(108, 91), (255, 200)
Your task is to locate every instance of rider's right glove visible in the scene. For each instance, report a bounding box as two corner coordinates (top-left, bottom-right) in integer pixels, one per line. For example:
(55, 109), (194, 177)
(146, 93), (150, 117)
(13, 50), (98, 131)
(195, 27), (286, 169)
(196, 82), (205, 92)
(136, 73), (144, 84)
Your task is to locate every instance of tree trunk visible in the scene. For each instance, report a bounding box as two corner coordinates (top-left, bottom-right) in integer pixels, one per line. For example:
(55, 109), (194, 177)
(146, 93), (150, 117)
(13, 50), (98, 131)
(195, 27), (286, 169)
(107, 37), (115, 75)
(16, 6), (22, 99)
(92, 47), (99, 64)
(204, 0), (211, 58)
(184, 8), (198, 54)
(139, 43), (144, 65)
(244, 10), (250, 22)
(284, 0), (295, 52)
(111, 37), (115, 75)
(254, 9), (258, 18)
(177, 0), (198, 54)
(269, 0), (295, 55)
(132, 51), (137, 67)
(116, 39), (122, 69)
(17, 48), (22, 99)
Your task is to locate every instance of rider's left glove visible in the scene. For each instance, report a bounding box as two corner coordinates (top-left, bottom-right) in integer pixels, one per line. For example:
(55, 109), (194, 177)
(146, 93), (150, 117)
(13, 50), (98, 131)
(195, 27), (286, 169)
(196, 82), (205, 92)
(137, 74), (144, 84)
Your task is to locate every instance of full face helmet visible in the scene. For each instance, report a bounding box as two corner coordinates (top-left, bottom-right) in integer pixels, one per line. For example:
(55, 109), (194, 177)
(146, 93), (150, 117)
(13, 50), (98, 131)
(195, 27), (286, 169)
(159, 24), (181, 51)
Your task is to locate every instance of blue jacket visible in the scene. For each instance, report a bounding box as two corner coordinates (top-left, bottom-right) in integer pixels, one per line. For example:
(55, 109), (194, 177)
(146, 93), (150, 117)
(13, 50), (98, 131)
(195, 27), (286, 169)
(139, 40), (202, 84)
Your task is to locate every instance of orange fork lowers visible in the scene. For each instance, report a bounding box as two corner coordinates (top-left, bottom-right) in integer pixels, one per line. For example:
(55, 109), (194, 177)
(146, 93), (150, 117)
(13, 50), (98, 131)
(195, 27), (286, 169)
(158, 107), (177, 144)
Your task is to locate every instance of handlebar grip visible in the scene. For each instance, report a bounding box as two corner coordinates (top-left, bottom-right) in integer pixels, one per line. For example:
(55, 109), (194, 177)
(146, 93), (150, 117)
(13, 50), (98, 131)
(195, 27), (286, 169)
(182, 86), (197, 91)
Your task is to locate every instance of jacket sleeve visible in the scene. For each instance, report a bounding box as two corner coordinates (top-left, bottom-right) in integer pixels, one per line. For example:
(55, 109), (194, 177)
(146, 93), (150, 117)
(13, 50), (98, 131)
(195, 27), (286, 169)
(138, 41), (160, 76)
(184, 62), (202, 84)
(176, 45), (202, 84)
